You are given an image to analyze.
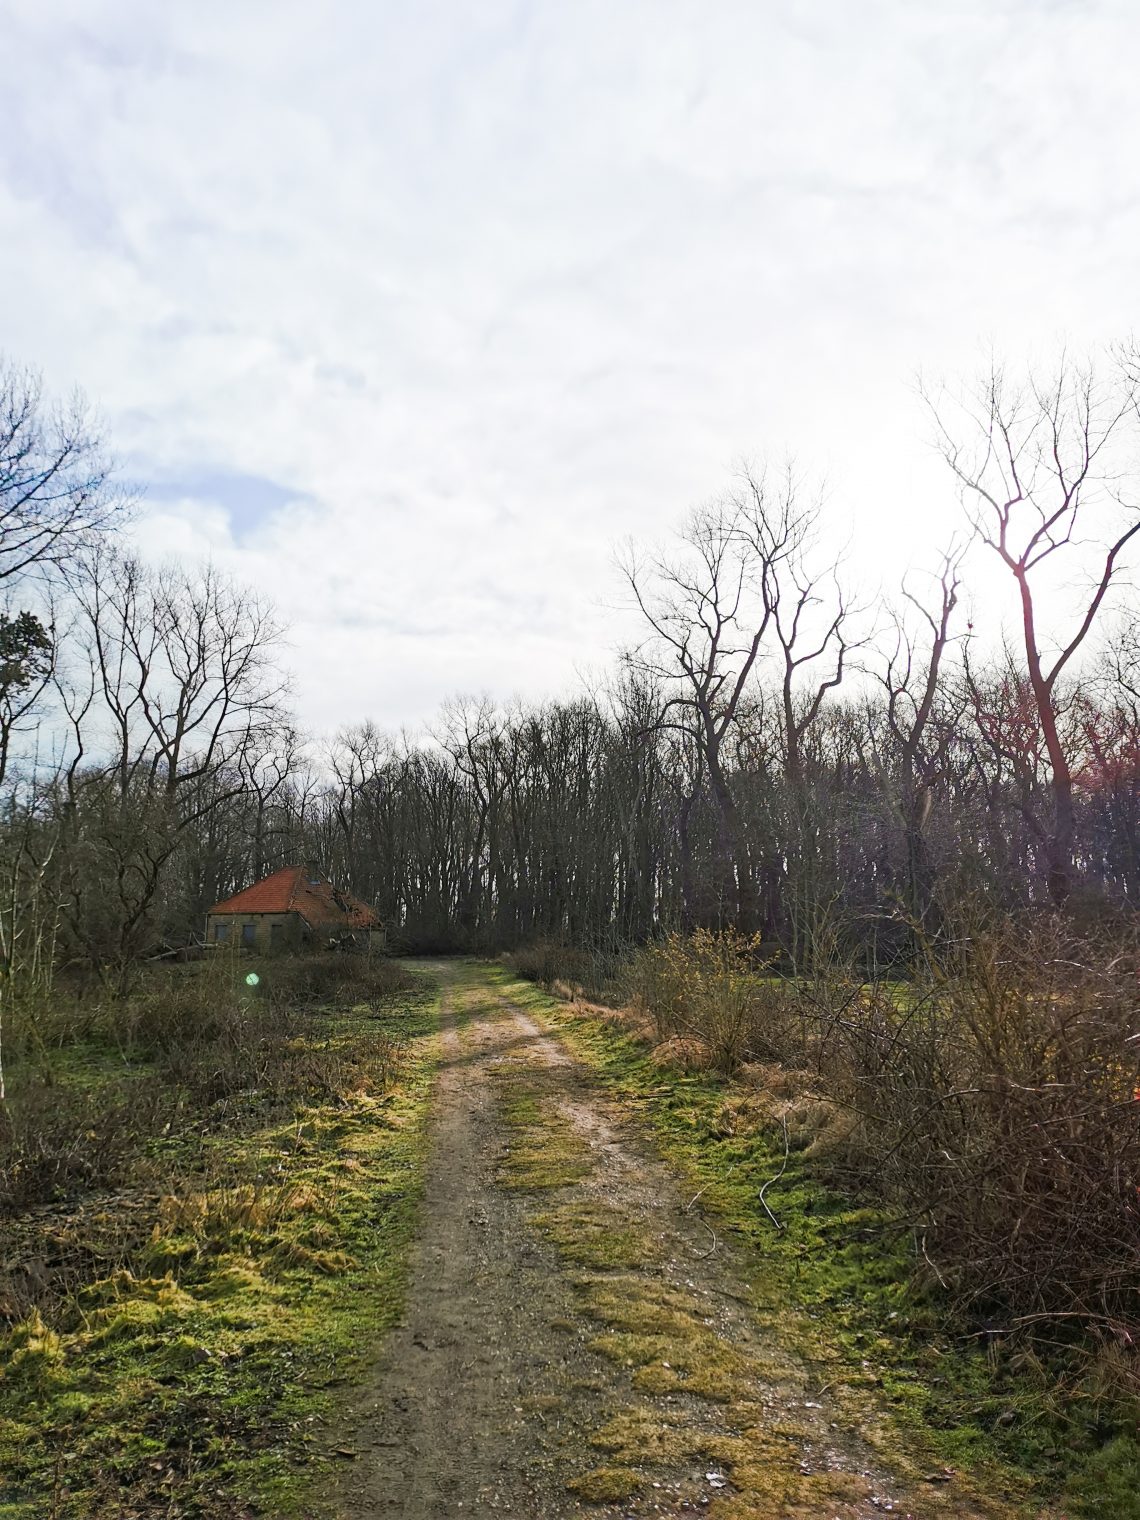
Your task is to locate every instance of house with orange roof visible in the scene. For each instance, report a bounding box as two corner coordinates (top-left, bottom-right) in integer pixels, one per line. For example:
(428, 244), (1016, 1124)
(206, 864), (385, 954)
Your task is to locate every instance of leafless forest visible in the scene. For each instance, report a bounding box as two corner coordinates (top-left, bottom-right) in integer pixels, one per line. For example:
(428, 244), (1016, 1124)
(3, 345), (1140, 1437)
(6, 353), (1139, 965)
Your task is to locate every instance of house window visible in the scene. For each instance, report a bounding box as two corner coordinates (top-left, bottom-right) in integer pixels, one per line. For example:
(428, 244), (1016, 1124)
(242, 922), (257, 947)
(214, 922), (229, 943)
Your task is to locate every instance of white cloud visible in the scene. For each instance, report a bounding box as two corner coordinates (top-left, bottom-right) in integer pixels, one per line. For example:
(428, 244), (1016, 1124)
(3, 0), (1140, 730)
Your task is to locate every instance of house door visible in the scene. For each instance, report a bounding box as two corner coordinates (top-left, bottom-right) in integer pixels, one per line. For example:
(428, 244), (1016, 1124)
(270, 922), (285, 952)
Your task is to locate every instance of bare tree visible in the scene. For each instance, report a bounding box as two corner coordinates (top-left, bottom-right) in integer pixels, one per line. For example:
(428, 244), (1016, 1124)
(619, 469), (811, 928)
(927, 353), (1140, 905)
(56, 552), (289, 983)
(438, 697), (508, 938)
(875, 546), (966, 936)
(763, 531), (855, 793)
(0, 357), (128, 584)
(240, 728), (303, 882)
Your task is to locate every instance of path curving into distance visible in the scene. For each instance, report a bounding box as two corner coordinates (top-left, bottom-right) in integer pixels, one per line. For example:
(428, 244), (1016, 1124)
(330, 961), (1016, 1520)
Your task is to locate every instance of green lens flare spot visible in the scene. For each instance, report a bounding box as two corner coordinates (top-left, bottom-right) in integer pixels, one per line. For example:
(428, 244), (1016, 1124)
(245, 972), (260, 987)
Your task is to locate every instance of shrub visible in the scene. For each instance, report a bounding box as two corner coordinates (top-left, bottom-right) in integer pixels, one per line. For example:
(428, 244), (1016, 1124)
(626, 930), (786, 1073)
(504, 940), (628, 1004)
(624, 919), (1140, 1366)
(263, 952), (412, 1009)
(833, 921), (1140, 1332)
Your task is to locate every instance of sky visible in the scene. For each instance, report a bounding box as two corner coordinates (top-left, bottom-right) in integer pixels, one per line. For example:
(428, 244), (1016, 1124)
(2, 1), (1140, 733)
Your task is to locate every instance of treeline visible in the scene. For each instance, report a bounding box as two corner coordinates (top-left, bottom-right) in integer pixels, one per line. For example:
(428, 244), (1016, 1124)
(188, 651), (1140, 962)
(187, 353), (1140, 961)
(2, 349), (1140, 991)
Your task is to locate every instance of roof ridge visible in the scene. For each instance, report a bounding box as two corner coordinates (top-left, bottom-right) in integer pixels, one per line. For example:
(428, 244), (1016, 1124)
(284, 863), (306, 914)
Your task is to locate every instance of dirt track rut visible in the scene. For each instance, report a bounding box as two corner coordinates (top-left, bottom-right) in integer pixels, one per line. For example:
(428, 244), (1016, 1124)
(331, 961), (1000, 1519)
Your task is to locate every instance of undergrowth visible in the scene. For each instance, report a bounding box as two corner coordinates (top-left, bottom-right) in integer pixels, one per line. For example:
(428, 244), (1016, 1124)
(0, 957), (442, 1519)
(506, 927), (1140, 1413)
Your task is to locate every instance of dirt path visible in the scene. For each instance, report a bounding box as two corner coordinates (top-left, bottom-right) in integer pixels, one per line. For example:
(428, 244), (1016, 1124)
(331, 961), (1006, 1519)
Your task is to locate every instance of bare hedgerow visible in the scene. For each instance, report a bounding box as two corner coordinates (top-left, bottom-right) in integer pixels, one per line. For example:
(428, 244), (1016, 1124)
(831, 917), (1140, 1336)
(505, 941), (629, 1006)
(623, 920), (1140, 1368)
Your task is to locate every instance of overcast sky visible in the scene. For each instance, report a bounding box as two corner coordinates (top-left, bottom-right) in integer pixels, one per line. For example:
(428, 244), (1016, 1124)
(3, 1), (1139, 732)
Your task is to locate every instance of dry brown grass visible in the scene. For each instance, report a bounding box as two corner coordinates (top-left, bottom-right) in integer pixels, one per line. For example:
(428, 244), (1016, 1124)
(650, 1034), (709, 1073)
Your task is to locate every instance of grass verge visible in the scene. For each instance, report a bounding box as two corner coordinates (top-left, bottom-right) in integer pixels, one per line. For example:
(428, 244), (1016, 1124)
(483, 962), (1140, 1519)
(0, 961), (444, 1519)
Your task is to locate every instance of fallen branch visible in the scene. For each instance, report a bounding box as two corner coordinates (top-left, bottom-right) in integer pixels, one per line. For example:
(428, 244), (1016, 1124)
(758, 1114), (790, 1231)
(685, 1182), (718, 1258)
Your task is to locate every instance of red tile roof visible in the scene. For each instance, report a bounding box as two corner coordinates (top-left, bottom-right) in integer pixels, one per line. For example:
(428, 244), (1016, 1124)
(209, 866), (380, 929)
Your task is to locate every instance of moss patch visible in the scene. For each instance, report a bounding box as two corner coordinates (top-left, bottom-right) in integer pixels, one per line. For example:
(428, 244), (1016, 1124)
(589, 1405), (688, 1465)
(495, 1077), (593, 1189)
(533, 1200), (656, 1270)
(566, 1463), (643, 1502)
(0, 963), (445, 1519)
(580, 1276), (754, 1402)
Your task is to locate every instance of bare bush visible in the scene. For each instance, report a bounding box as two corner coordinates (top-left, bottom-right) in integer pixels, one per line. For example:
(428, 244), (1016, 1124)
(504, 940), (627, 1004)
(0, 1078), (169, 1216)
(626, 929), (787, 1073)
(625, 921), (1140, 1357)
(834, 921), (1140, 1331)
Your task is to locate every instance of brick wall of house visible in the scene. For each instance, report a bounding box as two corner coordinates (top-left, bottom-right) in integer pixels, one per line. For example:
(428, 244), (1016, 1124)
(206, 911), (302, 953)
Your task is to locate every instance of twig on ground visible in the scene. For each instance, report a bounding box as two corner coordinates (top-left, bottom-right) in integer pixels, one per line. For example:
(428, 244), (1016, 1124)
(685, 1181), (718, 1258)
(691, 1215), (719, 1259)
(921, 1231), (948, 1289)
(759, 1115), (790, 1231)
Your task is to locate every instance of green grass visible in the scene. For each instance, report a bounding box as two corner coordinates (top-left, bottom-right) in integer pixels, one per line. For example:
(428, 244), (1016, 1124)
(0, 963), (444, 1519)
(495, 1079), (594, 1190)
(484, 963), (1140, 1519)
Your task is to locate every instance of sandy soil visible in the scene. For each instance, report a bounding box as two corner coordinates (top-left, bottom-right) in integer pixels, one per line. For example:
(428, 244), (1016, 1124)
(330, 962), (1005, 1520)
